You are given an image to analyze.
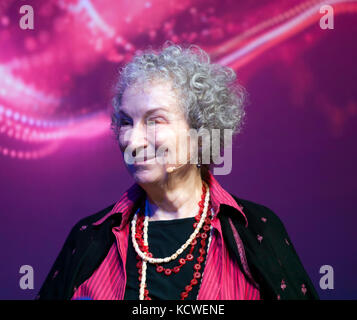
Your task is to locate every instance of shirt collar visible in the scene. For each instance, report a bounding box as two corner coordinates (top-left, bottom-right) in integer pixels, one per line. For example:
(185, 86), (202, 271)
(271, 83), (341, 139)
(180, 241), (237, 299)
(92, 171), (248, 228)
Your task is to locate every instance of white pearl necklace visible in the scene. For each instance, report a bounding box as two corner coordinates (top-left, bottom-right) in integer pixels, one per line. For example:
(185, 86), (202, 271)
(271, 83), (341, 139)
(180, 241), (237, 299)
(130, 181), (210, 300)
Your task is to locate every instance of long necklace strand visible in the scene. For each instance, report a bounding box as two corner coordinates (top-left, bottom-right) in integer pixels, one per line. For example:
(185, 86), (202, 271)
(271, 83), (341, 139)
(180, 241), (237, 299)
(137, 200), (212, 300)
(195, 208), (214, 299)
(131, 181), (211, 300)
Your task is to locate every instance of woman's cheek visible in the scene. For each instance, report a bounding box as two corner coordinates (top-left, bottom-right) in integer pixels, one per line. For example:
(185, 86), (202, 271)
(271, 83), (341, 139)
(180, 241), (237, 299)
(155, 128), (168, 143)
(118, 129), (128, 153)
(154, 129), (176, 162)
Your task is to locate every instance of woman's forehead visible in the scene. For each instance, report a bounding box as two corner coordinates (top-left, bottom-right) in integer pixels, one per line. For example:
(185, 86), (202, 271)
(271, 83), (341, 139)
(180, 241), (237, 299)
(120, 81), (182, 116)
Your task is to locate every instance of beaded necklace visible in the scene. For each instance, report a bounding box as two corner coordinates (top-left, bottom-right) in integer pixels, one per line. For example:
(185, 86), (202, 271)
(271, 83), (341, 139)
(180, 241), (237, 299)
(131, 181), (213, 300)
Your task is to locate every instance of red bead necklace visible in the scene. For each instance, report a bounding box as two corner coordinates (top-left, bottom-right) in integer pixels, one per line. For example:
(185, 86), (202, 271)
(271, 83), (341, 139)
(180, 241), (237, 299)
(134, 184), (212, 300)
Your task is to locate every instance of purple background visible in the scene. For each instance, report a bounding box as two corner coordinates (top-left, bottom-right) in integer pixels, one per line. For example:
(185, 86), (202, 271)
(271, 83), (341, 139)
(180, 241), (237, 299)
(0, 0), (356, 299)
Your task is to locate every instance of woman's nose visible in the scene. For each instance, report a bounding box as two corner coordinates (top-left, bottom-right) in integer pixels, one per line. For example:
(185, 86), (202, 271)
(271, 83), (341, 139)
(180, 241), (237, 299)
(127, 124), (148, 154)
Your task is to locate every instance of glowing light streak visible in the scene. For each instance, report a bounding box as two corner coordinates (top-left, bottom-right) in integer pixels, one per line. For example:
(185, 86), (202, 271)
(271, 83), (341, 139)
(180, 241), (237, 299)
(0, 104), (110, 143)
(210, 0), (321, 59)
(58, 0), (115, 38)
(0, 66), (60, 109)
(217, 0), (357, 68)
(0, 141), (61, 160)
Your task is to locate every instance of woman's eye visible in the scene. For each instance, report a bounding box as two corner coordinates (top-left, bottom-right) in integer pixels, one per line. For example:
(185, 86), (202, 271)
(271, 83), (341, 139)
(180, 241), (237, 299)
(147, 117), (166, 124)
(120, 119), (131, 126)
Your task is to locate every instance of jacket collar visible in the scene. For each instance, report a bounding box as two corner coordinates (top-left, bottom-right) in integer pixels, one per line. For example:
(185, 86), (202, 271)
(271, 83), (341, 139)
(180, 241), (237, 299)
(92, 170), (248, 229)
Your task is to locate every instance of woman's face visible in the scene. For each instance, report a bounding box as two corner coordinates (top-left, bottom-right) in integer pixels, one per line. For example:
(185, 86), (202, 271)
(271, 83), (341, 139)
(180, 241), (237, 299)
(117, 80), (195, 185)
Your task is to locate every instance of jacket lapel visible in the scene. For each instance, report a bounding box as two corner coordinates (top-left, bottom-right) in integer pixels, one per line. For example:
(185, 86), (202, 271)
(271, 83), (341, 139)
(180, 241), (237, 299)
(67, 216), (119, 299)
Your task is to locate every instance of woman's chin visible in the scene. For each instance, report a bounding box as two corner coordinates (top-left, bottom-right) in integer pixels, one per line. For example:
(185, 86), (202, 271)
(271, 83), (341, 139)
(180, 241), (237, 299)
(130, 166), (162, 184)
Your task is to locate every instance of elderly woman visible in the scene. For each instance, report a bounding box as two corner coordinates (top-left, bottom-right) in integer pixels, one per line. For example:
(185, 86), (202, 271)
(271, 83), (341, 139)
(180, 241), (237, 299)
(37, 43), (319, 300)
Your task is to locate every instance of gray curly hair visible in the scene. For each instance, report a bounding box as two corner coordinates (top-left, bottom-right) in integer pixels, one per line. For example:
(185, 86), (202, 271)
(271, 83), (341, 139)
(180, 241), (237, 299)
(111, 41), (247, 178)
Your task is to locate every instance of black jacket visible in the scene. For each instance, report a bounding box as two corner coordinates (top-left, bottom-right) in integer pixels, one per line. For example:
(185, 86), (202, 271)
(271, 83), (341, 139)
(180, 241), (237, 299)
(37, 194), (319, 300)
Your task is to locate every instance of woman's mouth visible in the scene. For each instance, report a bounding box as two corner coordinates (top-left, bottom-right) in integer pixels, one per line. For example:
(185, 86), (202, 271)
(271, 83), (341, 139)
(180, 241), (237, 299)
(133, 156), (155, 165)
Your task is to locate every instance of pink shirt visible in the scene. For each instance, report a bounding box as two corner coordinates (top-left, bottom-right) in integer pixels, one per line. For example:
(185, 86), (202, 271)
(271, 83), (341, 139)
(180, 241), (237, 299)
(71, 171), (260, 300)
